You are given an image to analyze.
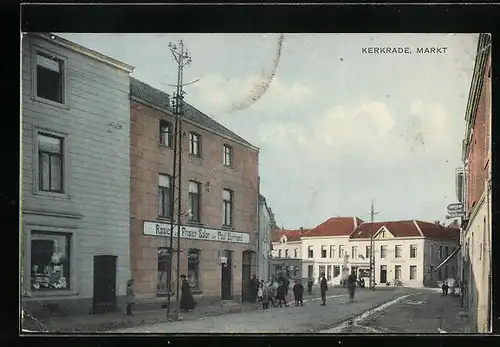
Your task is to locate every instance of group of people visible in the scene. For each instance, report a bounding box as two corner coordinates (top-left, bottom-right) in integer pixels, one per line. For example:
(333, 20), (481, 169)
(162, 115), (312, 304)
(125, 275), (196, 315)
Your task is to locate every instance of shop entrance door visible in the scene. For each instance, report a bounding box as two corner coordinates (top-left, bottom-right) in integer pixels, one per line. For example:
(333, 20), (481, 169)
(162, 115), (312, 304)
(221, 251), (233, 300)
(380, 265), (387, 284)
(241, 250), (254, 302)
(92, 255), (117, 314)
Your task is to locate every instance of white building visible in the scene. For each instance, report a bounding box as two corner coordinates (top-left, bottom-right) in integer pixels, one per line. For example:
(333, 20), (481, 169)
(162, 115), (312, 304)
(270, 228), (306, 280)
(271, 217), (460, 288)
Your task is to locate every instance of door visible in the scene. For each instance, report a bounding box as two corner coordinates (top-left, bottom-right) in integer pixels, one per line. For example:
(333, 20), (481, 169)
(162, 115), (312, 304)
(221, 250), (233, 300)
(93, 255), (117, 314)
(380, 265), (387, 284)
(241, 250), (252, 302)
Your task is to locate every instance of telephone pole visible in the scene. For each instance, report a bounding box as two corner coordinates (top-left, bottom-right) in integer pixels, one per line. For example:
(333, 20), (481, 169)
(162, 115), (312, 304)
(165, 40), (192, 320)
(369, 199), (380, 290)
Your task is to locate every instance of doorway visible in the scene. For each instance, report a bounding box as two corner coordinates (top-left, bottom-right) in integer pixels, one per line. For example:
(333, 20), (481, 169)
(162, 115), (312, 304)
(380, 265), (387, 284)
(221, 250), (233, 300)
(241, 250), (255, 302)
(93, 255), (117, 314)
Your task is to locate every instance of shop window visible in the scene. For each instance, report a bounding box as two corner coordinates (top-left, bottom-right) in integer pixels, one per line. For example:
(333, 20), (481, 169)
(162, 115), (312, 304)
(36, 52), (64, 104)
(395, 245), (402, 258)
(38, 133), (64, 193)
(159, 120), (173, 147)
(157, 247), (171, 294)
(188, 181), (201, 222)
(30, 231), (70, 291)
(333, 265), (340, 278)
(222, 189), (233, 227)
(189, 132), (201, 157)
(318, 265), (325, 278)
(188, 249), (200, 289)
(223, 144), (233, 167)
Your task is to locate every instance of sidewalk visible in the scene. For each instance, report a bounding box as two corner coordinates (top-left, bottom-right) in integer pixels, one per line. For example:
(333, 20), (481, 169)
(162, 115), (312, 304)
(22, 299), (262, 333)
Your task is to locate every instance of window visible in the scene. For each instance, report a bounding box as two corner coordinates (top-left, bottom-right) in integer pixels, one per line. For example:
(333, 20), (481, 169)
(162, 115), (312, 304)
(395, 245), (402, 258)
(444, 265), (449, 278)
(338, 245), (345, 258)
(321, 245), (327, 258)
(188, 181), (201, 222)
(366, 246), (371, 259)
(294, 249), (298, 258)
(329, 245), (335, 258)
(189, 132), (201, 156)
(30, 231), (71, 291)
(36, 52), (64, 103)
(410, 244), (417, 258)
(188, 249), (200, 289)
(395, 265), (401, 280)
(223, 144), (233, 167)
(318, 265), (325, 278)
(278, 249), (282, 258)
(222, 189), (233, 227)
(285, 249), (290, 258)
(333, 265), (340, 278)
(380, 245), (387, 258)
(352, 246), (358, 259)
(307, 265), (313, 278)
(158, 174), (172, 218)
(293, 266), (298, 277)
(327, 265), (332, 281)
(308, 246), (313, 258)
(157, 247), (171, 294)
(159, 120), (173, 147)
(410, 265), (417, 280)
(439, 246), (443, 259)
(445, 246), (449, 258)
(38, 133), (64, 193)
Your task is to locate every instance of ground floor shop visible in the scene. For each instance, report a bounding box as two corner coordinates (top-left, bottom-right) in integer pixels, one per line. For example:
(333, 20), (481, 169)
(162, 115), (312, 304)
(21, 210), (131, 316)
(130, 219), (257, 303)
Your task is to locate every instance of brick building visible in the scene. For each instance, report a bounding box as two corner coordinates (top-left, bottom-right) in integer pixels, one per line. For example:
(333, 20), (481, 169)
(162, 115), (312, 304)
(129, 78), (259, 303)
(459, 33), (492, 333)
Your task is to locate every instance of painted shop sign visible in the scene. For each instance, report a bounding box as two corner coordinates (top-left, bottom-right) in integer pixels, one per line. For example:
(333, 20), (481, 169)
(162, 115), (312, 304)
(143, 221), (250, 244)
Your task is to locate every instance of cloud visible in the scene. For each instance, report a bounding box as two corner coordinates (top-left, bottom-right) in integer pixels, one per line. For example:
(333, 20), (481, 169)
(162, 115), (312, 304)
(190, 74), (314, 115)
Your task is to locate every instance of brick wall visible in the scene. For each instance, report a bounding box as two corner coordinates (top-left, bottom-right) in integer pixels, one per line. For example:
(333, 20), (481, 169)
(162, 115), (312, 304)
(130, 99), (259, 299)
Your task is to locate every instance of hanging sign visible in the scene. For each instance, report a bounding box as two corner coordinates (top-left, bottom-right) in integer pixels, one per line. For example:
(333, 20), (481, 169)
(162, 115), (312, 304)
(143, 221), (250, 244)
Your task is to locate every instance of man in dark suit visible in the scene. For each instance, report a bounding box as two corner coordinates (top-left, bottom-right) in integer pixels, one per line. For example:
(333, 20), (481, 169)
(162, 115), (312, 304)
(320, 273), (328, 306)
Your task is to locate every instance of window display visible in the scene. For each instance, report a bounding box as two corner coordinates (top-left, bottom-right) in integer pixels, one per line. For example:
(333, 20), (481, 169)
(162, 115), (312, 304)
(188, 249), (200, 289)
(30, 232), (70, 291)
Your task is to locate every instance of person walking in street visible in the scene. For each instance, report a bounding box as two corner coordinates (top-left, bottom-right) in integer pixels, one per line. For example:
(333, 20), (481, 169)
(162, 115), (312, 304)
(180, 275), (196, 312)
(257, 280), (264, 302)
(126, 279), (135, 316)
(347, 270), (356, 303)
(442, 280), (449, 296)
(292, 279), (304, 306)
(307, 278), (313, 296)
(320, 273), (328, 306)
(262, 282), (271, 309)
(276, 282), (288, 307)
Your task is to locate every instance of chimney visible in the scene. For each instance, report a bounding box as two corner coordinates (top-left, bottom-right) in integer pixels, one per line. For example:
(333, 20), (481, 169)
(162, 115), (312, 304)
(299, 227), (304, 234)
(434, 220), (441, 226)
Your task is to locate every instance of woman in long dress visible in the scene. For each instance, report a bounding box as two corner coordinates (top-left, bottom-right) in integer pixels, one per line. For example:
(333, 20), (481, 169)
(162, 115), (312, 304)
(180, 275), (196, 312)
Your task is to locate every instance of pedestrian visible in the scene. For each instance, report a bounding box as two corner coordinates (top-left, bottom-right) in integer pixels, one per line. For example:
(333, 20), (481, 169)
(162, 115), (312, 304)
(276, 283), (288, 307)
(442, 281), (449, 296)
(262, 283), (271, 309)
(292, 279), (304, 306)
(269, 280), (278, 307)
(180, 275), (196, 312)
(320, 272), (328, 306)
(347, 270), (356, 303)
(307, 278), (313, 296)
(257, 281), (264, 302)
(250, 274), (259, 303)
(126, 279), (135, 316)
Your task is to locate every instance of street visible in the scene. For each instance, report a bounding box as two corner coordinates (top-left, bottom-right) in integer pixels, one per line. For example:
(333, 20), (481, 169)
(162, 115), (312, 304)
(110, 287), (419, 333)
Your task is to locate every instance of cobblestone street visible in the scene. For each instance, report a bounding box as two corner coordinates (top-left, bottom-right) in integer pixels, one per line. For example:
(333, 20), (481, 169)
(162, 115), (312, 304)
(110, 287), (416, 333)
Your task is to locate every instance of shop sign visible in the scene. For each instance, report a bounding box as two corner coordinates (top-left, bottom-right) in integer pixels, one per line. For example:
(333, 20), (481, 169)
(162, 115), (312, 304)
(143, 221), (250, 244)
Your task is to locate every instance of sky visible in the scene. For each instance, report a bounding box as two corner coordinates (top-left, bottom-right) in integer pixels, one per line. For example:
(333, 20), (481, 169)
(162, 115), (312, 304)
(57, 33), (478, 229)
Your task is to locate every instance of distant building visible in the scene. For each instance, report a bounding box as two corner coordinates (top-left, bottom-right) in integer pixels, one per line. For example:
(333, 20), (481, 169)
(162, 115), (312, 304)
(270, 228), (308, 281)
(21, 33), (134, 315)
(459, 33), (492, 333)
(257, 194), (273, 281)
(129, 77), (260, 303)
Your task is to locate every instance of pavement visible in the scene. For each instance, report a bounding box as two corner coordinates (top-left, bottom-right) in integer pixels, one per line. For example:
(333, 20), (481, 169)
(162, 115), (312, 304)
(320, 288), (473, 334)
(109, 287), (417, 333)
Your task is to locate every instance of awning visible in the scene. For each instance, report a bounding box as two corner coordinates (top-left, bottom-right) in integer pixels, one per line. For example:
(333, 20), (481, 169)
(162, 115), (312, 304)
(433, 245), (461, 272)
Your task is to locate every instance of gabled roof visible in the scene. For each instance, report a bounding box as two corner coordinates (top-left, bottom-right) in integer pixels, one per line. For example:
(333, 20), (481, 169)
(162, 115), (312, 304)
(130, 77), (257, 150)
(271, 228), (310, 243)
(350, 220), (460, 242)
(305, 217), (363, 237)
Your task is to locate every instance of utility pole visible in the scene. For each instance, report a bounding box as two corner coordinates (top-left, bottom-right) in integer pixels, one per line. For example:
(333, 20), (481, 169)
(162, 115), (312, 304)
(165, 40), (192, 320)
(369, 199), (380, 290)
